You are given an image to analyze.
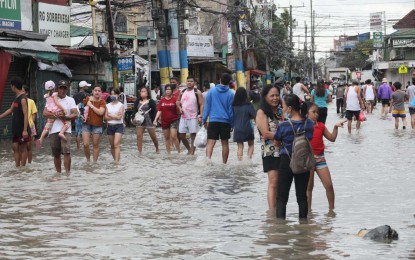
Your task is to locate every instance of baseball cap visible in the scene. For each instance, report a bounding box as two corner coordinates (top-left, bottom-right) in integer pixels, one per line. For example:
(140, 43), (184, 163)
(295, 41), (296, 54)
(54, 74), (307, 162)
(58, 80), (69, 88)
(79, 80), (91, 88)
(44, 80), (55, 90)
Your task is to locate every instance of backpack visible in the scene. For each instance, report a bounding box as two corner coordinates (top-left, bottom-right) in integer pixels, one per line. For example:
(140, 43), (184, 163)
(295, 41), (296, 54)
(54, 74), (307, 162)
(283, 120), (316, 174)
(181, 88), (200, 114)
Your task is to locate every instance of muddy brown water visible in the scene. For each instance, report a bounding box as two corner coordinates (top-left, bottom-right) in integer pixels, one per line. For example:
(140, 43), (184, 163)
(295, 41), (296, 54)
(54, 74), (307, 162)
(1, 103), (414, 259)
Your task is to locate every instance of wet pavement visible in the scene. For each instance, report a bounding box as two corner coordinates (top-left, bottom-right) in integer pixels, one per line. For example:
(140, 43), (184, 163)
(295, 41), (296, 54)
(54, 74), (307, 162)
(0, 102), (414, 259)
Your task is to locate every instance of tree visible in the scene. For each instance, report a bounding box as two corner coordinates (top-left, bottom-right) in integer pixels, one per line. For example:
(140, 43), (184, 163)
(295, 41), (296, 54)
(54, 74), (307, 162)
(340, 39), (373, 71)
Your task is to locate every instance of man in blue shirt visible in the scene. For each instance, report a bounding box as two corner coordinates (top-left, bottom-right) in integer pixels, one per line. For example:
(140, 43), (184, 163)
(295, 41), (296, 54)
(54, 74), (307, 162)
(202, 73), (234, 164)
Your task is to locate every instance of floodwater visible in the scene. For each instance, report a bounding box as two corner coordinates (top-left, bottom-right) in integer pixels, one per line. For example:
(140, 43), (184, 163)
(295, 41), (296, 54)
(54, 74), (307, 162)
(0, 102), (414, 259)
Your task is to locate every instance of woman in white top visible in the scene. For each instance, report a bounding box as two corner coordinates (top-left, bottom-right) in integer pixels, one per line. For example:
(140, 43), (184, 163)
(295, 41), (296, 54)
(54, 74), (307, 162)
(104, 88), (125, 163)
(364, 79), (376, 114)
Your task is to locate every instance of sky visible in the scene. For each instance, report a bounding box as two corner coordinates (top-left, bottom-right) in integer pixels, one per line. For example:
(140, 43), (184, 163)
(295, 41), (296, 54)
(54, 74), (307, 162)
(274, 0), (415, 59)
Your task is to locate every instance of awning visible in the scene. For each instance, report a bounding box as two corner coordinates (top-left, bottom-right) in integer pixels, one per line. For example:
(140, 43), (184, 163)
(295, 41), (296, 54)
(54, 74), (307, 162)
(55, 47), (94, 58)
(215, 63), (232, 73)
(250, 69), (266, 76)
(0, 38), (59, 62)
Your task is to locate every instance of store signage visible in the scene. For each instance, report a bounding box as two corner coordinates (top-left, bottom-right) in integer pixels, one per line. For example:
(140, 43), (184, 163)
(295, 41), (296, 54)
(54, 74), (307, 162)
(117, 57), (134, 72)
(38, 3), (70, 46)
(0, 0), (21, 30)
(392, 39), (415, 48)
(373, 32), (383, 48)
(186, 35), (214, 57)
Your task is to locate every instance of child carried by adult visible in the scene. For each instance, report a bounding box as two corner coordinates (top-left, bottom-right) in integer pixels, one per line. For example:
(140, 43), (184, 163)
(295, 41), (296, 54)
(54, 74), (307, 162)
(37, 80), (71, 149)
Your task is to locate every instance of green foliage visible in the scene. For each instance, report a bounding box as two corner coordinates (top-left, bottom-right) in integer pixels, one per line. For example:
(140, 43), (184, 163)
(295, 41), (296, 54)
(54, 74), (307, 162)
(340, 39), (374, 71)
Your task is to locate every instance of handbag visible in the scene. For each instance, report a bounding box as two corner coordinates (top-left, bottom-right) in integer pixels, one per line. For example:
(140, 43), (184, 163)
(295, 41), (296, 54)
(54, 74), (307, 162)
(411, 96), (415, 107)
(131, 101), (151, 126)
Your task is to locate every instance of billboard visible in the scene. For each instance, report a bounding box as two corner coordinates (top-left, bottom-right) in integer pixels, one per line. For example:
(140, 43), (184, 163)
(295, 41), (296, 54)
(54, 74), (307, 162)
(0, 0), (21, 30)
(38, 3), (70, 46)
(186, 35), (214, 57)
(370, 12), (382, 31)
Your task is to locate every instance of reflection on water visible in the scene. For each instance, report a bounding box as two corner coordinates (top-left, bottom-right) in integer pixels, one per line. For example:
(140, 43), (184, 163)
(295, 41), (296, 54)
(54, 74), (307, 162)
(0, 103), (414, 259)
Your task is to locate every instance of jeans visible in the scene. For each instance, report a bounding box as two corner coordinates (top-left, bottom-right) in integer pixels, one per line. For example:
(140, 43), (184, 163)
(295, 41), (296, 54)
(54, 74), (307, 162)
(276, 154), (310, 219)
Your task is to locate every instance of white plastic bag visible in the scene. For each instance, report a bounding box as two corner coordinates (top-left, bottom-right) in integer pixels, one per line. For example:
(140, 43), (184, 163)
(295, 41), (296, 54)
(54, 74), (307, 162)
(195, 127), (207, 148)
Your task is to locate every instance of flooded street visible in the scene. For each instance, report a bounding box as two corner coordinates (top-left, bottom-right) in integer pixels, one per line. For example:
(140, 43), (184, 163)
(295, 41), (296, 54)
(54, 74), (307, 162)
(1, 102), (415, 259)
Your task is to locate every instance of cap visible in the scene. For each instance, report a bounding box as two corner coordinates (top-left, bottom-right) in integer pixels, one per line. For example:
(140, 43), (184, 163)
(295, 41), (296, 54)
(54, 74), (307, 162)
(382, 78), (388, 83)
(58, 80), (69, 88)
(44, 80), (55, 90)
(79, 80), (91, 88)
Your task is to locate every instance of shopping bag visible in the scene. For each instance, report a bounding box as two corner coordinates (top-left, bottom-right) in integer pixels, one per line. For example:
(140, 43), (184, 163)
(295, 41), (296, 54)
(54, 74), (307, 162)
(195, 127), (207, 148)
(359, 111), (366, 121)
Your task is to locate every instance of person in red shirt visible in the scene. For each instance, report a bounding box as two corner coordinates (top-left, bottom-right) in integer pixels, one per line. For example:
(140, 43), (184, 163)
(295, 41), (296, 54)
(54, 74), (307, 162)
(153, 84), (182, 154)
(306, 102), (346, 213)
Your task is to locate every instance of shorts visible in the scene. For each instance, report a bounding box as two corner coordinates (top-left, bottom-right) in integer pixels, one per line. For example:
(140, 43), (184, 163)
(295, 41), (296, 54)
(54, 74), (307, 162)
(179, 118), (199, 134)
(50, 133), (71, 157)
(82, 124), (103, 134)
(365, 100), (375, 105)
(207, 122), (231, 140)
(162, 119), (179, 130)
(381, 99), (390, 106)
(392, 110), (406, 118)
(314, 153), (328, 170)
(345, 110), (360, 121)
(75, 118), (83, 136)
(107, 124), (124, 135)
(262, 156), (280, 172)
(409, 107), (415, 115)
(12, 135), (32, 144)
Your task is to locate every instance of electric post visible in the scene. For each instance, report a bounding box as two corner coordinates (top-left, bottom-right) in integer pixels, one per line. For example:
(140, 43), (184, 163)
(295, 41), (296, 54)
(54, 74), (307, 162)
(177, 0), (188, 84)
(152, 0), (171, 86)
(106, 0), (119, 88)
(230, 0), (245, 88)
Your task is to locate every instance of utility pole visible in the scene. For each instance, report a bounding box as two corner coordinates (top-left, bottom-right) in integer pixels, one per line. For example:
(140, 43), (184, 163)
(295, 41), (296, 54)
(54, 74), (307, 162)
(152, 0), (171, 86)
(147, 27), (152, 88)
(310, 0), (315, 83)
(289, 5), (293, 82)
(304, 21), (307, 80)
(177, 0), (188, 84)
(265, 4), (272, 85)
(230, 0), (245, 88)
(106, 0), (119, 88)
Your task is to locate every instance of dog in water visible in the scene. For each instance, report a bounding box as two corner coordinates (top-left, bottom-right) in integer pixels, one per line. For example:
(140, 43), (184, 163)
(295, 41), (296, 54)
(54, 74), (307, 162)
(357, 225), (398, 242)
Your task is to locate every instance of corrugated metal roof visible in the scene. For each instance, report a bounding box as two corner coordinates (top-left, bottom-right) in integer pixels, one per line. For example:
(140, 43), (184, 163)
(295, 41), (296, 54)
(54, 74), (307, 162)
(0, 39), (58, 53)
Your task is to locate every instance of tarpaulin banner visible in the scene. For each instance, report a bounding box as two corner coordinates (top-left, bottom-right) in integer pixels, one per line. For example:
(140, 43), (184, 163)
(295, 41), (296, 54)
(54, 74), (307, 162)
(0, 50), (12, 109)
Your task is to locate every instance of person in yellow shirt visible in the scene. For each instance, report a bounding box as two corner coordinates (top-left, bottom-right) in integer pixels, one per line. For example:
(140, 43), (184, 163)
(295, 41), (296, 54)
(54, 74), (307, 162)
(23, 86), (38, 163)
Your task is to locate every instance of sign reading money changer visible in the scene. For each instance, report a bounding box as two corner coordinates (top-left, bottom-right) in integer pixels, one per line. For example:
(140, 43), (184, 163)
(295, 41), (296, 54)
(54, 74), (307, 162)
(38, 2), (70, 46)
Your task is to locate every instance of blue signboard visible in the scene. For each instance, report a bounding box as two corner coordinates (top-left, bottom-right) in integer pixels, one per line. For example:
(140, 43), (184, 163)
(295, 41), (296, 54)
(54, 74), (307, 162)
(117, 57), (134, 72)
(0, 18), (21, 30)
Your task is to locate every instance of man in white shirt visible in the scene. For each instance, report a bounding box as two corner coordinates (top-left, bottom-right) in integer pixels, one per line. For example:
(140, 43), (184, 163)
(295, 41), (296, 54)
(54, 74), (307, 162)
(42, 80), (78, 174)
(292, 77), (310, 101)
